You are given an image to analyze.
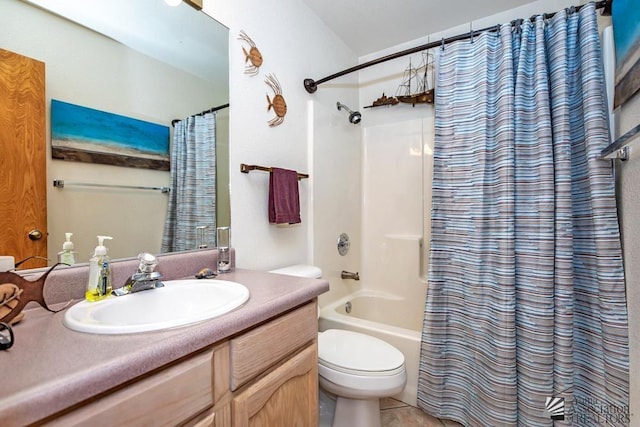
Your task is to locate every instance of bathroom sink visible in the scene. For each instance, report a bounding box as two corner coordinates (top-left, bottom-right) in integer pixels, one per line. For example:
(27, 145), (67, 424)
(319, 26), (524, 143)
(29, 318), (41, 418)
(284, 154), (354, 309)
(63, 279), (250, 334)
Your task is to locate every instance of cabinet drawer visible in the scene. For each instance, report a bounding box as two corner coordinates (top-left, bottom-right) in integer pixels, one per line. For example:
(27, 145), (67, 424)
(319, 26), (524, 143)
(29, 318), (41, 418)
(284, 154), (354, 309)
(45, 349), (213, 426)
(229, 301), (317, 390)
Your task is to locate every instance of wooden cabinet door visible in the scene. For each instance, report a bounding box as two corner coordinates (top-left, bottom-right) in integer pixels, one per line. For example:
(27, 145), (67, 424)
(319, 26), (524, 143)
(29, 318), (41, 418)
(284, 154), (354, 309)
(232, 344), (318, 427)
(0, 48), (47, 268)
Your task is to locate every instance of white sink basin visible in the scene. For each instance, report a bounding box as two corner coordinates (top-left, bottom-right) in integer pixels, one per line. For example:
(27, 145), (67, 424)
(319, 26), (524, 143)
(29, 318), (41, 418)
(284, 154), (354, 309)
(63, 279), (250, 334)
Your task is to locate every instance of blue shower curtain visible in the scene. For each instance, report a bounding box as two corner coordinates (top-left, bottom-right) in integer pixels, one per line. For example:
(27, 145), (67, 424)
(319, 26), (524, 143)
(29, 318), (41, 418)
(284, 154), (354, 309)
(418, 4), (629, 426)
(161, 113), (217, 252)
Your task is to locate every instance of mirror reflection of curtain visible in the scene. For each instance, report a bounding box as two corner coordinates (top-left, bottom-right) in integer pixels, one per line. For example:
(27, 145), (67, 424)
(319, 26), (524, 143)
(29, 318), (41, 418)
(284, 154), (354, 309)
(161, 113), (216, 252)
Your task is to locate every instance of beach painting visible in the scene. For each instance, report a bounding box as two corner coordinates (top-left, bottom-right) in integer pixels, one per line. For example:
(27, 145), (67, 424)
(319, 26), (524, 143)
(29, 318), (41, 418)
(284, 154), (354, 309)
(613, 0), (640, 108)
(51, 99), (170, 170)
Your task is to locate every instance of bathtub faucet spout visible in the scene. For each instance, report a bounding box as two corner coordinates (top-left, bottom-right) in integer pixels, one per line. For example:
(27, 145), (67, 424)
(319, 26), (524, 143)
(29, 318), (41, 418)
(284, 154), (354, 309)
(341, 270), (360, 281)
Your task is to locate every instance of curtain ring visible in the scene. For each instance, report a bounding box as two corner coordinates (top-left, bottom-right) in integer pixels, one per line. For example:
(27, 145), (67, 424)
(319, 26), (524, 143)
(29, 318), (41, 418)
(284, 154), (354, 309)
(517, 18), (524, 34)
(441, 37), (445, 51)
(470, 22), (474, 43)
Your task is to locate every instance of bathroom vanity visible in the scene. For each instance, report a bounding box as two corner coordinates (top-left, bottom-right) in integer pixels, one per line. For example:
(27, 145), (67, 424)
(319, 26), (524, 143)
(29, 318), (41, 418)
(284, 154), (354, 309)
(0, 252), (328, 427)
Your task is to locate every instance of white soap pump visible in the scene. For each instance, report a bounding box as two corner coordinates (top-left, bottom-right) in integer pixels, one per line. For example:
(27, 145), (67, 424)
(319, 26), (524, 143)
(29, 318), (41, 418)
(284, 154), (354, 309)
(85, 235), (113, 301)
(57, 232), (77, 265)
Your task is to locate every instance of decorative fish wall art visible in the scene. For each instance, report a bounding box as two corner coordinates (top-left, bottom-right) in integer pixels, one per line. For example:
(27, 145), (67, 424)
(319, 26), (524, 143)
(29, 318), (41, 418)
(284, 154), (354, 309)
(265, 74), (287, 127)
(238, 30), (263, 76)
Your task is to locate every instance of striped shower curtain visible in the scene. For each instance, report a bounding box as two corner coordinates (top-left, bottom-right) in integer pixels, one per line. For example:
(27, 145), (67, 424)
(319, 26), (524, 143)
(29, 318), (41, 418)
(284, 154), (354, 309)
(418, 4), (629, 426)
(161, 112), (217, 252)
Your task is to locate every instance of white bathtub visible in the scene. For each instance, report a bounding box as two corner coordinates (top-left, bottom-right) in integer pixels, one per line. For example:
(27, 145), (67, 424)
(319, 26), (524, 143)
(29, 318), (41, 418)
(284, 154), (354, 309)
(318, 290), (423, 406)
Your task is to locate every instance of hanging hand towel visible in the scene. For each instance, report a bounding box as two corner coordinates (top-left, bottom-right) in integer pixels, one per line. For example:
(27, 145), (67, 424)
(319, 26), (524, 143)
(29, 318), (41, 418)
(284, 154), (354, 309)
(268, 167), (301, 224)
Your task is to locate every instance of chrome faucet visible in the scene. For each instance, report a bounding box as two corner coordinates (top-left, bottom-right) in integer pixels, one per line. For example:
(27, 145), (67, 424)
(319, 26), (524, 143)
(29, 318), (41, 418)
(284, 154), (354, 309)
(341, 270), (360, 281)
(112, 253), (164, 296)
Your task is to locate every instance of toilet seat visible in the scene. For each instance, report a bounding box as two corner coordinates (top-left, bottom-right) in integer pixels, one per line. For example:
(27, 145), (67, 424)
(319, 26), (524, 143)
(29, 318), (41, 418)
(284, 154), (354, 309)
(318, 330), (406, 400)
(318, 329), (405, 376)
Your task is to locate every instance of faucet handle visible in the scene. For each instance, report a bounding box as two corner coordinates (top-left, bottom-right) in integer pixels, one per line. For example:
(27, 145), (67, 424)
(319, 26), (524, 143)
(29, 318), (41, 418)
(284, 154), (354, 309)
(137, 253), (158, 273)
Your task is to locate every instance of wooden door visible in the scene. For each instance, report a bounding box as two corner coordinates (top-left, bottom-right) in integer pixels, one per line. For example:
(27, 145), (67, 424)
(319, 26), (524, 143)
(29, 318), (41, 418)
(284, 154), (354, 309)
(232, 344), (318, 427)
(0, 48), (47, 269)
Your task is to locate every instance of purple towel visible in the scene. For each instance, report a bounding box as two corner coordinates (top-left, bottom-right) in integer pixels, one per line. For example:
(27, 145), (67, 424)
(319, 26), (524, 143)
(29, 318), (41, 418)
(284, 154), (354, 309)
(268, 168), (301, 224)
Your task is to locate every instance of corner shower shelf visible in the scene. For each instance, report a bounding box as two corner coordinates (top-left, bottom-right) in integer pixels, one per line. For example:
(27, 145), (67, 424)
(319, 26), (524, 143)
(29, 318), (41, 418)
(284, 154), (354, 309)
(600, 123), (640, 160)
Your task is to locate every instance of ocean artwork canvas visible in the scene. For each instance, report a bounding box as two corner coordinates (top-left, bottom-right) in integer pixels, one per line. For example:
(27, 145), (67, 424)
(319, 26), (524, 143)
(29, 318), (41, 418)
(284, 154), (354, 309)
(612, 0), (640, 108)
(51, 99), (170, 170)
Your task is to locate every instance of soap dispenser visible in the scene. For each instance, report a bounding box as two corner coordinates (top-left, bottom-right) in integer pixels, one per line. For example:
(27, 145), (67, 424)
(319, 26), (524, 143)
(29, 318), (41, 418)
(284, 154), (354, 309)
(57, 232), (77, 265)
(86, 236), (113, 302)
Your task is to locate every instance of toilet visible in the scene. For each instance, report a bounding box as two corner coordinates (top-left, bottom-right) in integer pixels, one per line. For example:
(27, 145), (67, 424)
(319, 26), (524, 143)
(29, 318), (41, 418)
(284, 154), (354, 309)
(270, 265), (407, 427)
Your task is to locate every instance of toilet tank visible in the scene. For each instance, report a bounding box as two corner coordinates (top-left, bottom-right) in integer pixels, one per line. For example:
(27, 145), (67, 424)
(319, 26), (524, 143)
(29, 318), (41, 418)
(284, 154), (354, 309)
(269, 264), (322, 279)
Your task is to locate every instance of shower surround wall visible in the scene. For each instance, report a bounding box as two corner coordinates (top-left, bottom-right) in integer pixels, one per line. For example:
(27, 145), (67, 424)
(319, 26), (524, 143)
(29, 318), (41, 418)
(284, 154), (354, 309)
(360, 118), (432, 315)
(310, 99), (362, 308)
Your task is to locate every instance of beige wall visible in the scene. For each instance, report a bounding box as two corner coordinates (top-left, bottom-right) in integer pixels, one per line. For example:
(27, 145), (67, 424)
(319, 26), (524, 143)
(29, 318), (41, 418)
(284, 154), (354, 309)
(616, 90), (640, 423)
(1, 0), (227, 261)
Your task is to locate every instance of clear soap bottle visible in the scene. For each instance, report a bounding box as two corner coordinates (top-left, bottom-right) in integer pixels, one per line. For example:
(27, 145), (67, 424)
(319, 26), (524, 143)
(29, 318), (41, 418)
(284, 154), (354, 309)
(57, 232), (77, 265)
(86, 236), (113, 301)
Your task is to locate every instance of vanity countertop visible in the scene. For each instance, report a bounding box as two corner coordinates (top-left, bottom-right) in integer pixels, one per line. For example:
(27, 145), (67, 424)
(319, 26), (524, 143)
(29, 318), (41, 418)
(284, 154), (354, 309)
(0, 269), (329, 426)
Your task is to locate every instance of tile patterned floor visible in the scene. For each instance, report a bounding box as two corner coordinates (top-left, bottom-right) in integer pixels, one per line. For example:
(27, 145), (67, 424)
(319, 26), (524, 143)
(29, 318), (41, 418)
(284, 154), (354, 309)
(380, 398), (463, 427)
(319, 390), (463, 427)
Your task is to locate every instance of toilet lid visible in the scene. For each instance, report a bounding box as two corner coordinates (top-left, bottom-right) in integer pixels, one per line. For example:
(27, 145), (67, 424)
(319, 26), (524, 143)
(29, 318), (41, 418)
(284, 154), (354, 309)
(318, 329), (405, 375)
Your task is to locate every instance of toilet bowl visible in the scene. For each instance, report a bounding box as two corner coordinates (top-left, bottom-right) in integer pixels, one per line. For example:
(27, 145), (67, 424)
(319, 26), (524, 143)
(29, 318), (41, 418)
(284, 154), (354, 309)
(269, 265), (407, 427)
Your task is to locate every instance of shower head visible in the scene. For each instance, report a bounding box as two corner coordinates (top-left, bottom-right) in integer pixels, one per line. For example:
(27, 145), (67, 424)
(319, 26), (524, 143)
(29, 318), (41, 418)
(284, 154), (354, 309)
(336, 102), (362, 124)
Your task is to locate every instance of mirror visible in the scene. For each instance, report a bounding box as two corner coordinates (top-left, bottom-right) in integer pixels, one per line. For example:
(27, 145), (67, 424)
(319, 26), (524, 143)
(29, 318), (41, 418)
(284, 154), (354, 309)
(2, 0), (229, 263)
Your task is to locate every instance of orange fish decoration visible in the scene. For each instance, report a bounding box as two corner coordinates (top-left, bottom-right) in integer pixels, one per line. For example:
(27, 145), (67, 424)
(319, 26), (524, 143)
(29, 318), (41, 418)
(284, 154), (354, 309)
(265, 74), (287, 127)
(238, 30), (263, 76)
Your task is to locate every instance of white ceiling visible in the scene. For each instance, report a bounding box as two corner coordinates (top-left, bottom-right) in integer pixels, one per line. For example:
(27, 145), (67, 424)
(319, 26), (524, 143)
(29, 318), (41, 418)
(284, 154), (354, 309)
(300, 0), (541, 57)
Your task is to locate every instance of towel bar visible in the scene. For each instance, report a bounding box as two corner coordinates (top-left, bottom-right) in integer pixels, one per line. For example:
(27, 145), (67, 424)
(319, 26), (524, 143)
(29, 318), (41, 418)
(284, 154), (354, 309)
(240, 163), (309, 180)
(53, 179), (170, 193)
(600, 123), (640, 160)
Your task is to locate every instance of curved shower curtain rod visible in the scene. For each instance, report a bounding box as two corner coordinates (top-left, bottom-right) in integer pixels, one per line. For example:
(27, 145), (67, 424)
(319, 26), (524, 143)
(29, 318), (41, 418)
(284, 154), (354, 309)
(303, 0), (611, 94)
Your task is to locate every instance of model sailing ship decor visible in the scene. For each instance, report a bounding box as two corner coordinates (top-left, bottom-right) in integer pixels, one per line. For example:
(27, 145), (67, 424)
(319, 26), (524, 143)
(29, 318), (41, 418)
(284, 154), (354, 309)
(364, 93), (399, 109)
(395, 51), (435, 106)
(364, 50), (435, 109)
